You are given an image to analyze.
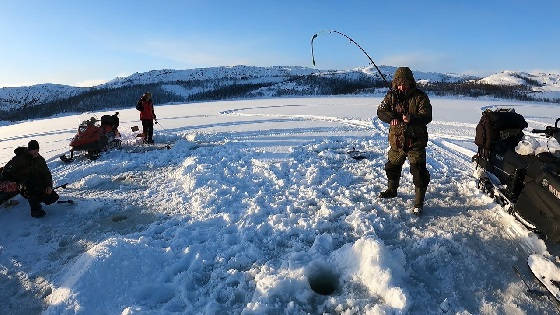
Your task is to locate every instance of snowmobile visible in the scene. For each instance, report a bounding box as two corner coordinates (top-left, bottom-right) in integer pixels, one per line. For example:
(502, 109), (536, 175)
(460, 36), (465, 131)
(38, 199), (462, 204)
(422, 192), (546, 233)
(472, 108), (560, 242)
(473, 109), (560, 304)
(60, 112), (122, 162)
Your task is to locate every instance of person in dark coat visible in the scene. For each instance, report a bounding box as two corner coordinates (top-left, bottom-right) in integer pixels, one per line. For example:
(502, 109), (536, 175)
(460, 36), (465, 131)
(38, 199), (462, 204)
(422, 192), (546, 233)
(136, 92), (157, 144)
(1, 140), (58, 217)
(377, 67), (432, 214)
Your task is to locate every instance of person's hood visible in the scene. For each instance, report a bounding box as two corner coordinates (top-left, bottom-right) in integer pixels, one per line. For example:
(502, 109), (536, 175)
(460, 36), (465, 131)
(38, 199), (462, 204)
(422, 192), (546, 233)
(391, 67), (417, 90)
(14, 147), (28, 156)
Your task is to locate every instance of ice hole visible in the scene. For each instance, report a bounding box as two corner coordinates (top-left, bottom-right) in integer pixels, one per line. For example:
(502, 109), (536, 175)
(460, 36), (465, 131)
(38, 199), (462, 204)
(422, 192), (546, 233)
(307, 262), (339, 295)
(111, 215), (128, 222)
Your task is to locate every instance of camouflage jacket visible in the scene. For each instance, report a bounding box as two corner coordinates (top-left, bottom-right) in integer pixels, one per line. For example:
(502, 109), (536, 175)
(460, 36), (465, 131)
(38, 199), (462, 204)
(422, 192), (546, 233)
(377, 88), (432, 150)
(2, 147), (53, 188)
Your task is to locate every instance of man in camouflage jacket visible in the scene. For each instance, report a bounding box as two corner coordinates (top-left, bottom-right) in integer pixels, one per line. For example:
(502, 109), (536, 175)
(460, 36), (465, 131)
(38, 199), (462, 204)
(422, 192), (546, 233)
(376, 67), (432, 214)
(1, 140), (58, 217)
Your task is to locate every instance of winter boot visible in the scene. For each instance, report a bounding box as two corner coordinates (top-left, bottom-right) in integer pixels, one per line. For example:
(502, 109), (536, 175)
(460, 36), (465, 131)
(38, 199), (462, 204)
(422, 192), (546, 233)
(379, 180), (398, 198)
(412, 186), (427, 215)
(29, 197), (46, 218)
(31, 207), (46, 218)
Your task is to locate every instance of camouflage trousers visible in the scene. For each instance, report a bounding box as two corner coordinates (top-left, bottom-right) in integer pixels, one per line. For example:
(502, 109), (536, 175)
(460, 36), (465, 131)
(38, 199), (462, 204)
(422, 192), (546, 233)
(385, 148), (430, 188)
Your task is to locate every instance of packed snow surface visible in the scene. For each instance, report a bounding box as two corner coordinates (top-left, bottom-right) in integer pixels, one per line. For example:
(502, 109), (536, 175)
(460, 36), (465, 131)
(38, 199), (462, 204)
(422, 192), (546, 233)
(1, 97), (560, 314)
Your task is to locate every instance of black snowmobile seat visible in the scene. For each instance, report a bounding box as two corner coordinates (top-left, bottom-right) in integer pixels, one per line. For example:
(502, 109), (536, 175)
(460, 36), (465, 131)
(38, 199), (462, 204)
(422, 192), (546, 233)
(101, 114), (119, 129)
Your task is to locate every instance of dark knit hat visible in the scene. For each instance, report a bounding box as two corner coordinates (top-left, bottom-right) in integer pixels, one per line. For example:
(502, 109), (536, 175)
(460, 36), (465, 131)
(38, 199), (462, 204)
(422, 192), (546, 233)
(28, 140), (39, 150)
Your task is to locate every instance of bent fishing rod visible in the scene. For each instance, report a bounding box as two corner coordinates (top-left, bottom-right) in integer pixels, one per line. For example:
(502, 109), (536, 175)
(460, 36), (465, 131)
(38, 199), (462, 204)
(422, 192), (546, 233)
(311, 30), (389, 86)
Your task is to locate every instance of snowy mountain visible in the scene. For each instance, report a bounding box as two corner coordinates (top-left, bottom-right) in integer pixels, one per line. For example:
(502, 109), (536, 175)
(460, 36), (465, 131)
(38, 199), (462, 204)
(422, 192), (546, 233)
(1, 66), (559, 120)
(478, 70), (560, 89)
(1, 96), (559, 314)
(0, 84), (86, 111)
(358, 65), (472, 83)
(100, 66), (321, 89)
(99, 65), (469, 90)
(477, 70), (560, 99)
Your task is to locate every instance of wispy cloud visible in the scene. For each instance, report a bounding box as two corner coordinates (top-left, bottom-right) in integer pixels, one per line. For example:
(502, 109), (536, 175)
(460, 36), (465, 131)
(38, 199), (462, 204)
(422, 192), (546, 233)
(139, 37), (256, 68)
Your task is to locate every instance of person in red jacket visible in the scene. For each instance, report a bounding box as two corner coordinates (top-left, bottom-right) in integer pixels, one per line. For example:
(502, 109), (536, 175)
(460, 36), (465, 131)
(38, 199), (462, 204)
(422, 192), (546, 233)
(136, 92), (156, 144)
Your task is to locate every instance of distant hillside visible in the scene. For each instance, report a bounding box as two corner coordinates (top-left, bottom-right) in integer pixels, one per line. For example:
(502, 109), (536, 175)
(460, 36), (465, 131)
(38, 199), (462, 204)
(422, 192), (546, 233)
(0, 84), (87, 112)
(476, 70), (560, 101)
(1, 65), (559, 121)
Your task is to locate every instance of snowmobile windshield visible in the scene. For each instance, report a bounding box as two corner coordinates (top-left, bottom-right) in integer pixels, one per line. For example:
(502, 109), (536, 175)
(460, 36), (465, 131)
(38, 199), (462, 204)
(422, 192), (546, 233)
(78, 114), (99, 126)
(76, 114), (99, 133)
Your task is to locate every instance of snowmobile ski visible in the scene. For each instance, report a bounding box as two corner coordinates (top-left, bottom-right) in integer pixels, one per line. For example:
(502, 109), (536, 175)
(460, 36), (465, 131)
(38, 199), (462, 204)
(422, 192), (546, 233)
(512, 265), (548, 298)
(60, 150), (100, 163)
(528, 254), (560, 307)
(60, 154), (74, 163)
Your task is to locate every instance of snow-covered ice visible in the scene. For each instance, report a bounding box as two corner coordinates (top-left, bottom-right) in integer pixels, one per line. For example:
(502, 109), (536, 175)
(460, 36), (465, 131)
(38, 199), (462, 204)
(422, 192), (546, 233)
(1, 97), (560, 314)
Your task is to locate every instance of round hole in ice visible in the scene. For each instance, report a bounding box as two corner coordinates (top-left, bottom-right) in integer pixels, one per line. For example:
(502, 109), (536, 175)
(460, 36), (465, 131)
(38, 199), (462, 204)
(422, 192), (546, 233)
(307, 262), (339, 295)
(111, 215), (128, 222)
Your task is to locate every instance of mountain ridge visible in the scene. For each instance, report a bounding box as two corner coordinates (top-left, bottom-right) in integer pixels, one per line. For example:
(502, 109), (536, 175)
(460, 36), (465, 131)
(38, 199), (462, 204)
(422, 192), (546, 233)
(1, 66), (559, 118)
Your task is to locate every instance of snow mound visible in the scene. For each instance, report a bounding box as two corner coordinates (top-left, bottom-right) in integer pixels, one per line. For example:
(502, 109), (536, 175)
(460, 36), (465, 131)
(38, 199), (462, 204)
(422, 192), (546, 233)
(516, 136), (560, 156)
(246, 236), (407, 314)
(515, 138), (539, 155)
(45, 237), (169, 314)
(332, 237), (407, 311)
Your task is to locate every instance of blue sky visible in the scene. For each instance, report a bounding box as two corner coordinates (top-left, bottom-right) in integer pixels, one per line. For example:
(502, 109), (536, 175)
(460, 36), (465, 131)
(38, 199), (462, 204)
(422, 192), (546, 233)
(1, 0), (558, 87)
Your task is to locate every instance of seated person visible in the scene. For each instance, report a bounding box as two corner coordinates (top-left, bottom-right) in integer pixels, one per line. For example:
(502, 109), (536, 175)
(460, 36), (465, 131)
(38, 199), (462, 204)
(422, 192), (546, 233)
(1, 140), (58, 217)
